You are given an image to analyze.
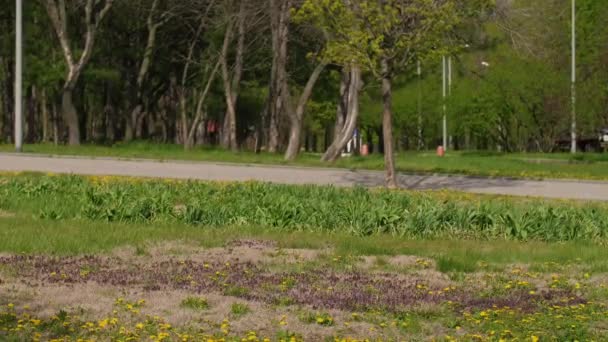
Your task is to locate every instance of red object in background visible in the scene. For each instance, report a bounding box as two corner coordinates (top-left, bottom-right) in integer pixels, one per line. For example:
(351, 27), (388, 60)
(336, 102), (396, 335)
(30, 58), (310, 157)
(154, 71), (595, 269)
(361, 144), (369, 156)
(207, 120), (217, 133)
(436, 145), (445, 157)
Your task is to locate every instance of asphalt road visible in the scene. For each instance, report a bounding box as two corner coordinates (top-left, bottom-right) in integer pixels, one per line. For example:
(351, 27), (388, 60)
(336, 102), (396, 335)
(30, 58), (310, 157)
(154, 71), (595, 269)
(1, 153), (607, 201)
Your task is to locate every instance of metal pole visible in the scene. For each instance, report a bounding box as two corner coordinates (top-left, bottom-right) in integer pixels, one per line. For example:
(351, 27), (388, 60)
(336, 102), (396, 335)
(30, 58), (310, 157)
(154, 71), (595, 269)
(570, 0), (577, 154)
(417, 60), (423, 150)
(448, 56), (452, 150)
(14, 0), (23, 152)
(442, 56), (447, 151)
(448, 56), (452, 96)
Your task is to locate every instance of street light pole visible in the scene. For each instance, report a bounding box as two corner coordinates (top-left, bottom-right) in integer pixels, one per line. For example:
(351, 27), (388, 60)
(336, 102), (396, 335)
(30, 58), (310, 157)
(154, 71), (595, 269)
(571, 0), (577, 154)
(442, 56), (447, 151)
(417, 60), (423, 150)
(14, 0), (23, 152)
(448, 56), (452, 150)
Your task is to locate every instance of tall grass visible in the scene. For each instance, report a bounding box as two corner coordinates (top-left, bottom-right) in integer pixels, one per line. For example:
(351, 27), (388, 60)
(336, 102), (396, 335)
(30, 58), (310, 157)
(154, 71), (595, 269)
(1, 173), (607, 242)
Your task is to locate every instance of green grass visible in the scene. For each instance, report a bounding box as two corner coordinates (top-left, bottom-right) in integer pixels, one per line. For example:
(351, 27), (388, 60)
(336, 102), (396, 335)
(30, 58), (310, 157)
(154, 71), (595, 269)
(180, 297), (209, 311)
(230, 303), (251, 318)
(2, 173), (608, 243)
(2, 141), (608, 180)
(1, 216), (608, 272)
(1, 172), (608, 272)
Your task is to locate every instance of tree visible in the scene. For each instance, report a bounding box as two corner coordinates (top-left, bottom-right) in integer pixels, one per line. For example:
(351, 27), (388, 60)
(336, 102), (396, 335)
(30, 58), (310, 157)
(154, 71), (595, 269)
(219, 0), (246, 151)
(296, 0), (475, 187)
(42, 0), (114, 145)
(266, 0), (290, 153)
(125, 0), (175, 142)
(283, 60), (326, 160)
(321, 66), (361, 162)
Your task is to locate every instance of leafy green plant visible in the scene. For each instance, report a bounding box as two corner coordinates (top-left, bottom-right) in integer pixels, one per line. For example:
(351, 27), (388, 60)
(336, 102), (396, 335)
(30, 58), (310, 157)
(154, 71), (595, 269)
(299, 311), (334, 326)
(224, 286), (250, 298)
(180, 297), (209, 310)
(2, 174), (608, 243)
(230, 303), (251, 318)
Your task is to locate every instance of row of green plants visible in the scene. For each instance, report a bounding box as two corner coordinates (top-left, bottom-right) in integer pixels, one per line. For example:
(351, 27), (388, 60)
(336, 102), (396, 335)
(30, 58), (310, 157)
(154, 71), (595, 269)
(1, 173), (608, 242)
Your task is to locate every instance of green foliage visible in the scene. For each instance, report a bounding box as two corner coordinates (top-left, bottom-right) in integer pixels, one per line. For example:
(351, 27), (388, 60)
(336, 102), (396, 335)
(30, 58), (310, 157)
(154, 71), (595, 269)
(2, 174), (608, 243)
(436, 255), (478, 273)
(180, 297), (209, 311)
(295, 0), (492, 76)
(224, 286), (250, 298)
(230, 303), (251, 318)
(298, 311), (334, 326)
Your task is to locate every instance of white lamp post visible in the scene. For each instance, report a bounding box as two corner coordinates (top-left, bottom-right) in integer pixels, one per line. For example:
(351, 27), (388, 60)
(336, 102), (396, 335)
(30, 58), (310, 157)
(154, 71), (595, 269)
(570, 0), (577, 154)
(14, 0), (23, 152)
(442, 56), (452, 151)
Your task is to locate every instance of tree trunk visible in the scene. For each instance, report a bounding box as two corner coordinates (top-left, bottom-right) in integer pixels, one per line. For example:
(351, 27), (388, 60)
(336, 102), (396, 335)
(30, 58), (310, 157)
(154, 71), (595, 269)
(267, 0), (290, 153)
(321, 66), (361, 162)
(284, 118), (302, 160)
(267, 0), (280, 153)
(381, 59), (397, 188)
(26, 86), (38, 143)
(41, 89), (49, 142)
(52, 102), (59, 145)
(62, 88), (80, 145)
(127, 0), (163, 142)
(44, 0), (114, 145)
(0, 57), (4, 141)
(334, 70), (349, 140)
(125, 104), (142, 142)
(184, 59), (221, 150)
(284, 62), (325, 161)
(219, 24), (237, 151)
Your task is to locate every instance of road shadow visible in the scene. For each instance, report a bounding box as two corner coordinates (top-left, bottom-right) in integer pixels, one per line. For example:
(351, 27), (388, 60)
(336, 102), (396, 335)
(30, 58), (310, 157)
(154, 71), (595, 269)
(338, 170), (526, 191)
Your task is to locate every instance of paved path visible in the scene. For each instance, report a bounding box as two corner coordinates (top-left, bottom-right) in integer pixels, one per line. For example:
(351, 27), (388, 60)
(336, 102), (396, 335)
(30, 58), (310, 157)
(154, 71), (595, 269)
(1, 153), (607, 201)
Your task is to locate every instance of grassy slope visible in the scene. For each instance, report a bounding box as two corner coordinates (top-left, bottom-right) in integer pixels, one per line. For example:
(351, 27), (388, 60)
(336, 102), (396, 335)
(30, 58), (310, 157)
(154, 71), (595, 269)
(0, 173), (607, 273)
(1, 174), (607, 340)
(1, 142), (608, 180)
(1, 216), (607, 274)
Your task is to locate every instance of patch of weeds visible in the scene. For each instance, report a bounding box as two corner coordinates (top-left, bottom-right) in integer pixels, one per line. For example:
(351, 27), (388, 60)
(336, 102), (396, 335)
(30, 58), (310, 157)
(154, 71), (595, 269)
(415, 258), (432, 269)
(276, 330), (303, 341)
(180, 296), (209, 310)
(273, 296), (295, 307)
(317, 253), (359, 271)
(279, 276), (297, 292)
(224, 285), (250, 297)
(299, 311), (334, 326)
(114, 298), (146, 314)
(135, 245), (149, 256)
(0, 264), (19, 279)
(374, 256), (389, 268)
(78, 265), (96, 278)
(38, 209), (63, 220)
(230, 303), (251, 318)
(45, 309), (71, 336)
(436, 255), (477, 273)
(528, 261), (565, 273)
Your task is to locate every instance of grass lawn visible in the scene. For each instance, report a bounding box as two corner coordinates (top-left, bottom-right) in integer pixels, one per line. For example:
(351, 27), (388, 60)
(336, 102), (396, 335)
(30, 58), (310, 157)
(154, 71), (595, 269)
(1, 218), (607, 340)
(0, 174), (608, 340)
(2, 142), (608, 180)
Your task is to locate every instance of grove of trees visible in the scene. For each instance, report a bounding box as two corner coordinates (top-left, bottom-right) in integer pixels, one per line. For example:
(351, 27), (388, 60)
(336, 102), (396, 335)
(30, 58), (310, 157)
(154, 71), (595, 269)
(1, 0), (608, 185)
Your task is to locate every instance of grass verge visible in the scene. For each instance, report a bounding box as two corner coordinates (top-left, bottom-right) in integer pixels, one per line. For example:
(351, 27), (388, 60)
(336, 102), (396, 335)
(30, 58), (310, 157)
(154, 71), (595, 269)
(1, 173), (607, 242)
(1, 216), (607, 273)
(1, 174), (607, 340)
